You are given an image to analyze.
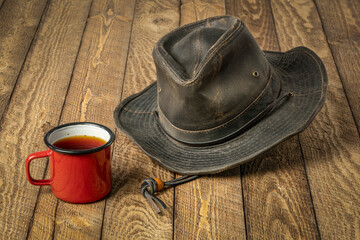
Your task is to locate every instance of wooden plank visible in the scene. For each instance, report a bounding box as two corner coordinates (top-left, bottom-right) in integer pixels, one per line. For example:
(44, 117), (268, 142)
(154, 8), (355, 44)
(269, 0), (360, 238)
(175, 170), (246, 239)
(314, 0), (360, 133)
(226, 0), (279, 51)
(27, 0), (136, 239)
(173, 1), (246, 239)
(180, 0), (225, 25)
(241, 137), (320, 239)
(101, 0), (180, 239)
(0, 0), (47, 119)
(226, 1), (319, 239)
(0, 0), (92, 239)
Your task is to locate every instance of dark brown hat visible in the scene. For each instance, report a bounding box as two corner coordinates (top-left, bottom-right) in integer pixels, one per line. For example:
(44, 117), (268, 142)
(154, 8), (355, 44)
(114, 16), (327, 175)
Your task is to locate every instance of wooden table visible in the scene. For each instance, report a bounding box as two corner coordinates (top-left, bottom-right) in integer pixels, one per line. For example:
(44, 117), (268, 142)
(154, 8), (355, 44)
(1, 0), (359, 239)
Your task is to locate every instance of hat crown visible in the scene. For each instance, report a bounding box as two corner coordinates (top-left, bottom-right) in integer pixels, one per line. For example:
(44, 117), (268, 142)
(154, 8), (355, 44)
(153, 16), (280, 145)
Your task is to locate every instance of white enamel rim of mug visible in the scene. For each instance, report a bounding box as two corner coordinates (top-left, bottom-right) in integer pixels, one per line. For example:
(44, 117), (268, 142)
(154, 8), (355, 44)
(44, 122), (115, 155)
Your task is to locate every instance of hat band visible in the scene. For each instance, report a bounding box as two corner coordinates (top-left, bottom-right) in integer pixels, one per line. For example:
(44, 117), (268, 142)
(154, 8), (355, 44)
(155, 74), (282, 146)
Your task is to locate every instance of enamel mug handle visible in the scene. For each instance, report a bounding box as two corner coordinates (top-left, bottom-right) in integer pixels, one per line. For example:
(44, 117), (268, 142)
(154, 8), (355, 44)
(25, 150), (53, 185)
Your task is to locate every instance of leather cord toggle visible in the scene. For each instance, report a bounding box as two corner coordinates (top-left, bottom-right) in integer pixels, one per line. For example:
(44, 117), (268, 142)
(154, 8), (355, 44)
(141, 175), (200, 214)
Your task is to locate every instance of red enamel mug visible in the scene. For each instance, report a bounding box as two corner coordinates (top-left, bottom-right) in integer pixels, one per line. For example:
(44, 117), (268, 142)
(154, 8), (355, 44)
(25, 122), (114, 203)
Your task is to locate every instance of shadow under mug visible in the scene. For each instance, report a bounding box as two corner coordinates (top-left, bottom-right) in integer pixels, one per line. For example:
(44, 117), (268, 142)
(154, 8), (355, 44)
(26, 122), (115, 203)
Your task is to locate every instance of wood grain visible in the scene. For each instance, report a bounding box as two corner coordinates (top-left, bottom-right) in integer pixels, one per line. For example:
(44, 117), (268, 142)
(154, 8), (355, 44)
(27, 0), (136, 239)
(314, 0), (360, 133)
(180, 0), (225, 25)
(175, 170), (245, 239)
(173, 1), (246, 239)
(226, 0), (279, 51)
(0, 0), (47, 119)
(242, 137), (319, 239)
(0, 0), (92, 239)
(101, 0), (180, 239)
(226, 0), (320, 239)
(270, 0), (360, 238)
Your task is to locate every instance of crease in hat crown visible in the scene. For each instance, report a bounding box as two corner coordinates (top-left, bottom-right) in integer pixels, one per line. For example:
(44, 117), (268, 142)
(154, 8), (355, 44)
(152, 16), (281, 145)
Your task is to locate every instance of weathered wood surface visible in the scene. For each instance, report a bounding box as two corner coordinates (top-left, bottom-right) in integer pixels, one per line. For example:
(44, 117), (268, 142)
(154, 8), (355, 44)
(227, 1), (319, 239)
(270, 0), (360, 239)
(0, 0), (359, 239)
(314, 0), (360, 134)
(0, 0), (48, 119)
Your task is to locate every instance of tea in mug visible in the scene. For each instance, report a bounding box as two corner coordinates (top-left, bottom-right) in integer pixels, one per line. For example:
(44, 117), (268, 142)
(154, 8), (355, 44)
(53, 135), (106, 150)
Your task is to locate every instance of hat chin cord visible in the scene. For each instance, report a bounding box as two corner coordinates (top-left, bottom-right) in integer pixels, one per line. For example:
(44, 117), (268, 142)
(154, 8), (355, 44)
(141, 175), (200, 214)
(141, 92), (293, 214)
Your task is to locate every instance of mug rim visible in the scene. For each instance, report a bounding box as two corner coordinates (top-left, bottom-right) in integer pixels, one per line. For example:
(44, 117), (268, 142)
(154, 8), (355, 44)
(44, 122), (115, 155)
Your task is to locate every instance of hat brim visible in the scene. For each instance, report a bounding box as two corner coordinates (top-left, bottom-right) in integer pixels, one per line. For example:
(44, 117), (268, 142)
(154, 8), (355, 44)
(114, 47), (327, 175)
